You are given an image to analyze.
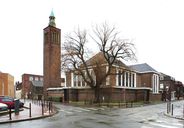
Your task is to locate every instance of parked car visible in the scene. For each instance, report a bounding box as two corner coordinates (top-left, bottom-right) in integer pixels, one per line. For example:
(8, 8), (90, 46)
(0, 103), (8, 111)
(0, 96), (24, 109)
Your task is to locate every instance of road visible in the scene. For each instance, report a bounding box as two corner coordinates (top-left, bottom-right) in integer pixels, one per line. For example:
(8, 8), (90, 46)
(1, 100), (184, 128)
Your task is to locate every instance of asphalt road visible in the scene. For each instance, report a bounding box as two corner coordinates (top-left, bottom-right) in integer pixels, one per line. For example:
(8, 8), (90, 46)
(1, 100), (184, 128)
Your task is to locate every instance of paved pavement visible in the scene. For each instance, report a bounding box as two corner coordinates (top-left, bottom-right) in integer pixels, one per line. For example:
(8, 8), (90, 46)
(164, 100), (184, 120)
(0, 100), (56, 124)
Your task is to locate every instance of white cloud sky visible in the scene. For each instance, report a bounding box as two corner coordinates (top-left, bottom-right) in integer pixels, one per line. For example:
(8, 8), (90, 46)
(0, 0), (184, 82)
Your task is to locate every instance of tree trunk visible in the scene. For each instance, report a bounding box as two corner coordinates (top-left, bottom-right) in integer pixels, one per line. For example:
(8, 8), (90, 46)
(94, 86), (101, 103)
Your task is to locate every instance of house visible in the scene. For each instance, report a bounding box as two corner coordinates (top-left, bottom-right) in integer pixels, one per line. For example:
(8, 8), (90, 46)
(30, 80), (43, 100)
(0, 72), (15, 97)
(15, 81), (22, 99)
(22, 74), (43, 99)
(174, 80), (183, 100)
(159, 73), (183, 101)
(22, 73), (65, 100)
(64, 52), (162, 103)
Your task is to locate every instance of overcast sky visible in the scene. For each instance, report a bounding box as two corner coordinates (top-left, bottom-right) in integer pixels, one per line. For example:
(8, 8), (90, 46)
(0, 0), (184, 83)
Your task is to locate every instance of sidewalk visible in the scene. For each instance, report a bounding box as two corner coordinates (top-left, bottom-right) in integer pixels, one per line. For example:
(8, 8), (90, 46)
(0, 100), (57, 124)
(164, 100), (184, 120)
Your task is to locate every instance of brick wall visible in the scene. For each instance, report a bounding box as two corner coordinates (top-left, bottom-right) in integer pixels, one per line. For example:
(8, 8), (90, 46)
(43, 26), (61, 94)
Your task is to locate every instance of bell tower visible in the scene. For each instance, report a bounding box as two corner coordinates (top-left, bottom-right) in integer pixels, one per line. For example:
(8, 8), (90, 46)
(43, 10), (61, 96)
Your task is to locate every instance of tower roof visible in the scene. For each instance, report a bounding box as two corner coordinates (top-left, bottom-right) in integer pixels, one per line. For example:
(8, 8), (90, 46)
(50, 10), (55, 17)
(49, 9), (56, 27)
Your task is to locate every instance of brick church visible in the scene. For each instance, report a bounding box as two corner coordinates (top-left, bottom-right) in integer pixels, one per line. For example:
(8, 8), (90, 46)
(44, 11), (162, 103)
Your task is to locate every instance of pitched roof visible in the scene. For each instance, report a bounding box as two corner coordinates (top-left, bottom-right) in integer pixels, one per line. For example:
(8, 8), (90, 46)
(85, 52), (128, 68)
(31, 81), (43, 87)
(129, 63), (158, 73)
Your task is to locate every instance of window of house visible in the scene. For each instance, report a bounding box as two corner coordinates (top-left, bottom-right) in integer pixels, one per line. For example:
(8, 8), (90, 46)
(160, 84), (164, 89)
(40, 77), (43, 81)
(35, 77), (39, 81)
(160, 76), (164, 80)
(29, 76), (33, 81)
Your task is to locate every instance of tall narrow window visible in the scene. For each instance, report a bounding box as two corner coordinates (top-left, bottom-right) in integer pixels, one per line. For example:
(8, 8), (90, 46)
(122, 71), (124, 86)
(126, 72), (128, 87)
(129, 73), (132, 87)
(44, 33), (48, 43)
(132, 74), (135, 87)
(78, 75), (81, 87)
(73, 74), (77, 87)
(118, 70), (121, 86)
(152, 74), (159, 93)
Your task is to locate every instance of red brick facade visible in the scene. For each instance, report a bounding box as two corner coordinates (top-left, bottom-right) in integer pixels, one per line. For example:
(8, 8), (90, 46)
(22, 73), (43, 98)
(43, 13), (61, 95)
(63, 53), (161, 102)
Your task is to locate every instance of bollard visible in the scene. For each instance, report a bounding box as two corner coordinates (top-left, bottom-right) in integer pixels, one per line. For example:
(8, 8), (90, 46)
(9, 108), (12, 120)
(167, 102), (169, 114)
(42, 103), (44, 115)
(183, 104), (184, 118)
(51, 101), (53, 112)
(171, 104), (173, 116)
(48, 102), (51, 113)
(29, 103), (31, 117)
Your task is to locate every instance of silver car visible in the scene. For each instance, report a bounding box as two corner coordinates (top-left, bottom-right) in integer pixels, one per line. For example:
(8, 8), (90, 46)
(0, 102), (8, 111)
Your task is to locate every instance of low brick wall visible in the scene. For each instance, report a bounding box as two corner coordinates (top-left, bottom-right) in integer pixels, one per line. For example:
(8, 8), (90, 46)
(66, 88), (161, 102)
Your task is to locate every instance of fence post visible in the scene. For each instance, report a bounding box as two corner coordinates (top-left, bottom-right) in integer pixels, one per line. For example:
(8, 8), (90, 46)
(183, 104), (184, 118)
(42, 103), (44, 115)
(167, 102), (168, 114)
(29, 103), (31, 117)
(49, 102), (51, 113)
(9, 108), (12, 120)
(171, 104), (173, 116)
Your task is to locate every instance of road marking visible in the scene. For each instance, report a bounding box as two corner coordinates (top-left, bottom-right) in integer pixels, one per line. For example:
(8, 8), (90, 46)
(75, 107), (91, 112)
(149, 122), (180, 128)
(98, 108), (105, 110)
(72, 109), (82, 112)
(59, 109), (73, 114)
(87, 108), (98, 111)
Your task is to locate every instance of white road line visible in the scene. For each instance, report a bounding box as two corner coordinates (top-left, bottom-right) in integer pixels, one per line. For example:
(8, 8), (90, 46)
(72, 109), (82, 112)
(87, 108), (98, 111)
(149, 122), (180, 128)
(75, 107), (91, 112)
(59, 109), (73, 114)
(98, 108), (105, 110)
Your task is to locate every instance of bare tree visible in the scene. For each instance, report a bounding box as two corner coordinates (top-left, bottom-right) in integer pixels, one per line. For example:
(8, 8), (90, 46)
(62, 23), (136, 103)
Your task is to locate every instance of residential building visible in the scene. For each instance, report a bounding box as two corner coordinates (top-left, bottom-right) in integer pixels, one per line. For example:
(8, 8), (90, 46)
(160, 73), (183, 101)
(0, 72), (14, 97)
(22, 73), (43, 99)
